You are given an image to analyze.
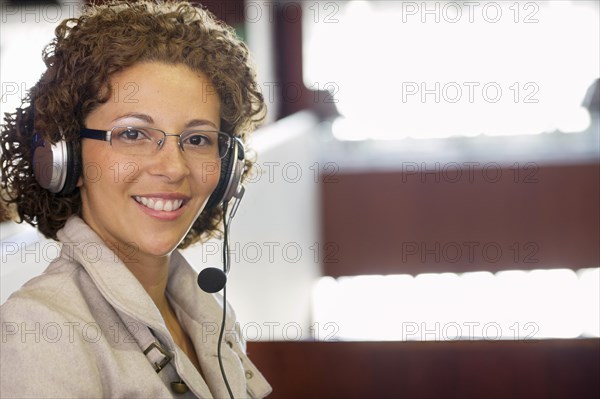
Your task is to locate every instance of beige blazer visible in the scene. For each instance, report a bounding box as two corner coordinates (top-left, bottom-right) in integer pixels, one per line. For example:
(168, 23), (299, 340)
(0, 216), (271, 398)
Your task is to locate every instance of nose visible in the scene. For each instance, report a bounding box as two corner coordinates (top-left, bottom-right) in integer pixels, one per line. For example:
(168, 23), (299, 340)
(148, 135), (190, 181)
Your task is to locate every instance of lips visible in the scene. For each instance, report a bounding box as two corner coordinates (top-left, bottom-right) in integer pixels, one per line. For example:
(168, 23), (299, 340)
(133, 196), (185, 212)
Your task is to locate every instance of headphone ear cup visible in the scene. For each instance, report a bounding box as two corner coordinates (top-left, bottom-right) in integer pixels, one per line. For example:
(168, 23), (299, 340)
(31, 134), (64, 194)
(205, 138), (244, 210)
(32, 134), (80, 196)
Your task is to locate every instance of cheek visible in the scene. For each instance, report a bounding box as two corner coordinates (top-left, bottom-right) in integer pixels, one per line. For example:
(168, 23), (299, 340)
(193, 161), (222, 192)
(79, 144), (139, 191)
(100, 160), (141, 185)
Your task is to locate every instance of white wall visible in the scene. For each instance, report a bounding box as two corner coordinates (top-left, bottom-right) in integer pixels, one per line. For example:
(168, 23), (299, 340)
(0, 223), (52, 303)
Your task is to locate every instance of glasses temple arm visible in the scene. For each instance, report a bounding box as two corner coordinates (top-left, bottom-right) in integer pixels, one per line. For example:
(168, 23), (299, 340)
(80, 128), (110, 142)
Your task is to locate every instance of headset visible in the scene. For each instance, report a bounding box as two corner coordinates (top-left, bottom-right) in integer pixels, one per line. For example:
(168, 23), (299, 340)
(31, 130), (245, 209)
(32, 129), (243, 398)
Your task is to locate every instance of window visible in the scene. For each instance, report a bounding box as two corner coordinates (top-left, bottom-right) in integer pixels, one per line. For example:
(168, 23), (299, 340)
(312, 268), (600, 341)
(303, 1), (599, 140)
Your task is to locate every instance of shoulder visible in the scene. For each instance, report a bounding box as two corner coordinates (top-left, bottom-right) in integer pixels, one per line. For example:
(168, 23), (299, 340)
(2, 254), (93, 322)
(0, 254), (98, 348)
(0, 258), (104, 398)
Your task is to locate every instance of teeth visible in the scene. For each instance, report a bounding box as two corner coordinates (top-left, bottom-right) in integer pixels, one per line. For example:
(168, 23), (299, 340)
(134, 196), (184, 212)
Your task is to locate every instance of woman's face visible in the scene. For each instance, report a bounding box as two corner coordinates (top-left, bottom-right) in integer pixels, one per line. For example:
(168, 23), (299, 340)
(79, 62), (221, 264)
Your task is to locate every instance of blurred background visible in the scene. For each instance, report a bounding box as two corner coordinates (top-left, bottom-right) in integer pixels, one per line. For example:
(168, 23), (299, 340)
(1, 0), (599, 397)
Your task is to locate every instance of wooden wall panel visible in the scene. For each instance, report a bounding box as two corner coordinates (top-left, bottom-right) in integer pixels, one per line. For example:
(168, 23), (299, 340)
(248, 339), (600, 399)
(321, 163), (600, 276)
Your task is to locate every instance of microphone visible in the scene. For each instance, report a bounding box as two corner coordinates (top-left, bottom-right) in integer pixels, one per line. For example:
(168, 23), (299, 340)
(197, 267), (227, 293)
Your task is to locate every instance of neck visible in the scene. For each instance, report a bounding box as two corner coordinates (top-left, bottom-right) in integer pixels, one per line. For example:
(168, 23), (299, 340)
(116, 245), (172, 313)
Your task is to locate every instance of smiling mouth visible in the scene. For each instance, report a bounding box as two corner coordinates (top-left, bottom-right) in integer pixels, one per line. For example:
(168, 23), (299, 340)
(133, 196), (185, 212)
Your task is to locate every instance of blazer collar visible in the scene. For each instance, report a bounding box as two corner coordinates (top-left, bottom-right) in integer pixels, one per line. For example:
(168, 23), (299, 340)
(56, 215), (166, 332)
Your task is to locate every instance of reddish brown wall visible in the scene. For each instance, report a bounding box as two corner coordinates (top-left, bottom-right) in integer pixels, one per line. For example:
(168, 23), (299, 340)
(248, 339), (600, 399)
(321, 163), (600, 276)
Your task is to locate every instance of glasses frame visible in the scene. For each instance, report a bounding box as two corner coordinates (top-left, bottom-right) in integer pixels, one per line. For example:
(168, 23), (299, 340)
(80, 126), (232, 160)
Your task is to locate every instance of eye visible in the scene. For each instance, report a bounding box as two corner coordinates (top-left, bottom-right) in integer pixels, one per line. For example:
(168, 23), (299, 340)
(115, 127), (152, 142)
(181, 132), (214, 147)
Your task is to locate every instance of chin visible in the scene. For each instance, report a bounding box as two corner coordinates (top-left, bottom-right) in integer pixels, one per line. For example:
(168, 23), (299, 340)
(138, 238), (183, 258)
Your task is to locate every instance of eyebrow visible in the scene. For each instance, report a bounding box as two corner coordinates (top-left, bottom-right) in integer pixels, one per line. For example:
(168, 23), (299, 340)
(112, 112), (219, 130)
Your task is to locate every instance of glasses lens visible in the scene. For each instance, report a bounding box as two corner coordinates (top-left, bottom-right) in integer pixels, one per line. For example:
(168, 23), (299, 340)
(180, 130), (229, 160)
(110, 127), (162, 156)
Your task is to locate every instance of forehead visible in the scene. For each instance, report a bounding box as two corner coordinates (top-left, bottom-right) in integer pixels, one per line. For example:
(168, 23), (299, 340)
(90, 62), (221, 128)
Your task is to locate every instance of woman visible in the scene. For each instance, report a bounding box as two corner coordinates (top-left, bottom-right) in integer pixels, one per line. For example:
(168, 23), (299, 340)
(0, 1), (271, 398)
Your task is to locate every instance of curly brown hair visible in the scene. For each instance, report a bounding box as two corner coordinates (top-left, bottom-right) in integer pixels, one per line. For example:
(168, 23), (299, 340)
(1, 0), (265, 247)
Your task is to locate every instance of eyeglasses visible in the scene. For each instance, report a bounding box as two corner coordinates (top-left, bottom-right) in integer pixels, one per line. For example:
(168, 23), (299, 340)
(80, 126), (231, 161)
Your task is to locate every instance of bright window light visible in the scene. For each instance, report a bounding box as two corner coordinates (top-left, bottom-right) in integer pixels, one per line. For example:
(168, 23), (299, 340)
(1, 3), (83, 116)
(312, 268), (600, 341)
(303, 1), (599, 140)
